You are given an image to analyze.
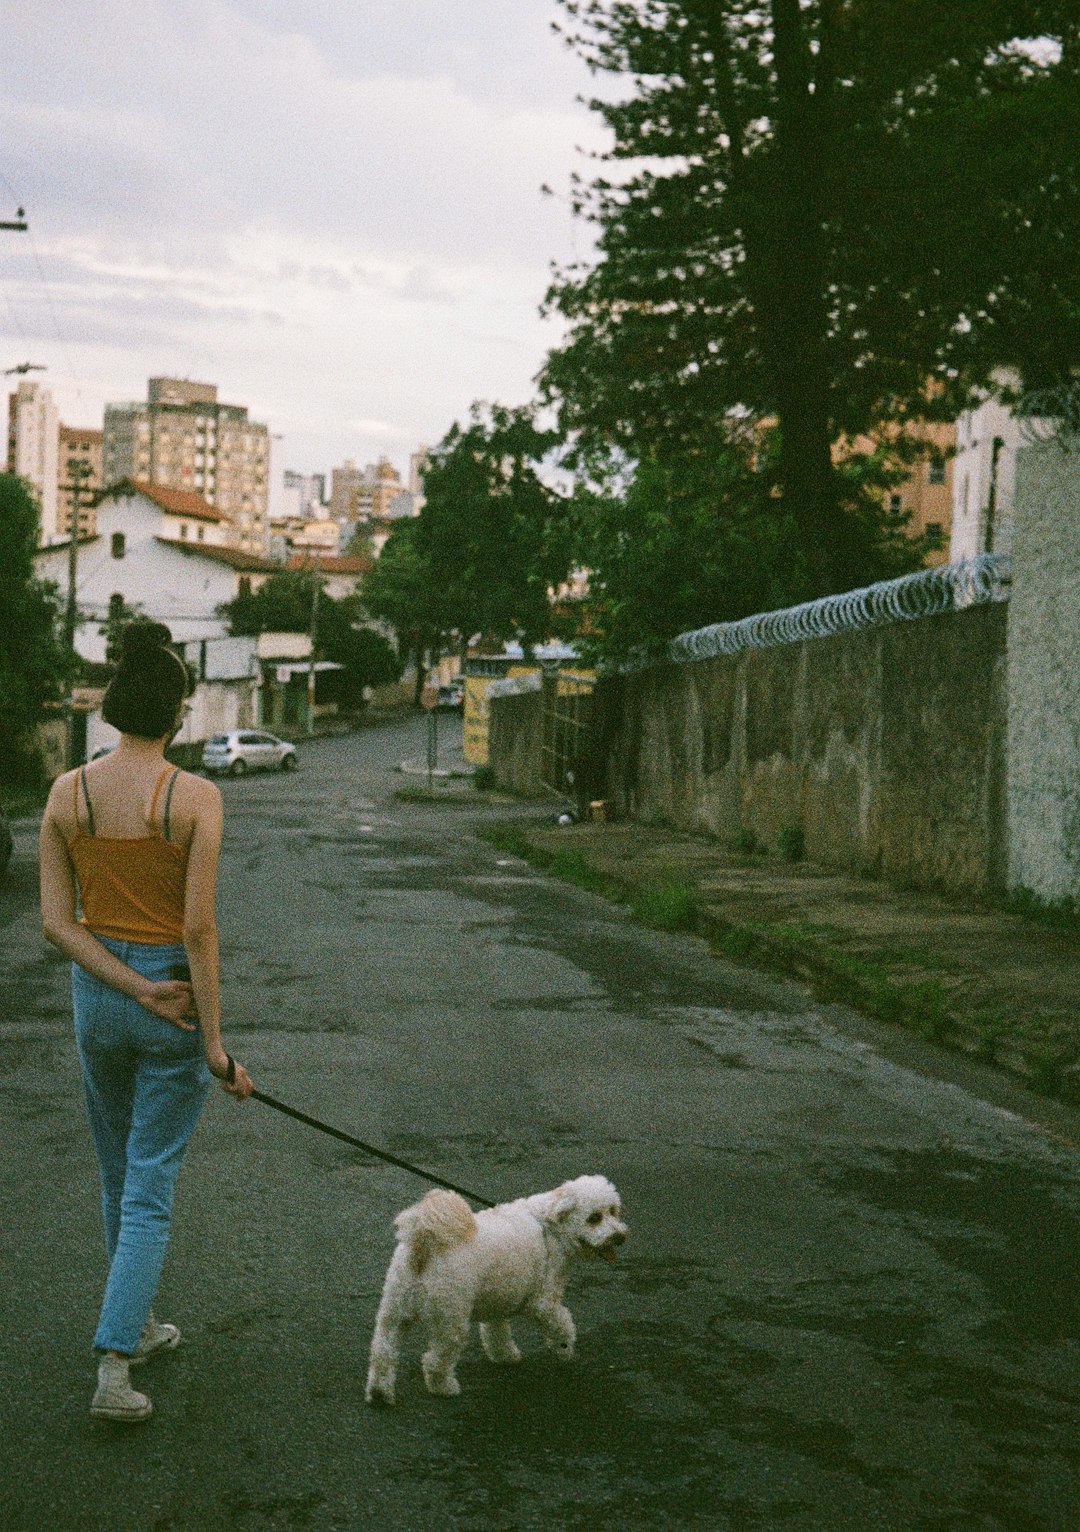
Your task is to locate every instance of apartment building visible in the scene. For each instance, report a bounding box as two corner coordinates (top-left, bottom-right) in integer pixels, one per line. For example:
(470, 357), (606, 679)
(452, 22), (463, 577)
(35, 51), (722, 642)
(7, 380), (59, 541)
(103, 377), (270, 553)
(329, 456), (403, 522)
(57, 424), (103, 539)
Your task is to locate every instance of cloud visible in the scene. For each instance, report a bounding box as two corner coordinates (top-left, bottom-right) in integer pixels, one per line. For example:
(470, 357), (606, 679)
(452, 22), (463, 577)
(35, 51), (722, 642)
(1, 0), (606, 472)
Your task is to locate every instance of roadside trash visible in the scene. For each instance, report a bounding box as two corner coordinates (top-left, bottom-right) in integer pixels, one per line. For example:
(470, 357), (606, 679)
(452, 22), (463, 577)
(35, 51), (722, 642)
(556, 811), (577, 826)
(589, 800), (608, 823)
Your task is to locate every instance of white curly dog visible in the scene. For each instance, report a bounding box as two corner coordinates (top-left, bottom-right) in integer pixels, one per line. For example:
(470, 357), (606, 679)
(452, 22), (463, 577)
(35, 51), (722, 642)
(365, 1175), (627, 1404)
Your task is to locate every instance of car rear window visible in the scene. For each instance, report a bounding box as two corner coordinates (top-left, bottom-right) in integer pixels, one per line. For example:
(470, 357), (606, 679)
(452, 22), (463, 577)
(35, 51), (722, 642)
(208, 735), (229, 746)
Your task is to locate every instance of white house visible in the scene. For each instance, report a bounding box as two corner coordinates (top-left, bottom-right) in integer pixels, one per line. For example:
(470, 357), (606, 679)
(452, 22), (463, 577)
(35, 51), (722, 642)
(34, 479), (278, 664)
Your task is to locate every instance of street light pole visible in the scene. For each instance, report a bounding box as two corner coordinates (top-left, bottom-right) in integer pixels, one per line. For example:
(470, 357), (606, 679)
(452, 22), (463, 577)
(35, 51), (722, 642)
(307, 566), (320, 737)
(61, 458), (91, 661)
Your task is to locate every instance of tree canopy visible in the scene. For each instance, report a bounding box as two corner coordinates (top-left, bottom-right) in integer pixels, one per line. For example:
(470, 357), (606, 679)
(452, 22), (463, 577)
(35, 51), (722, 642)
(543, 0), (1080, 592)
(363, 405), (574, 660)
(0, 474), (72, 787)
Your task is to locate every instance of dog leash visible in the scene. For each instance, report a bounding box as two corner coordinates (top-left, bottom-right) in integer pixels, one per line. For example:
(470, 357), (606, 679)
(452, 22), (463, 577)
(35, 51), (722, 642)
(227, 1058), (497, 1209)
(169, 966), (496, 1207)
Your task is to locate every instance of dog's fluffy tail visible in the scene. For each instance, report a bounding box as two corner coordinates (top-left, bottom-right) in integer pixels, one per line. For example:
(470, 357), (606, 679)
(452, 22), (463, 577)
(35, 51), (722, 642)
(394, 1189), (477, 1275)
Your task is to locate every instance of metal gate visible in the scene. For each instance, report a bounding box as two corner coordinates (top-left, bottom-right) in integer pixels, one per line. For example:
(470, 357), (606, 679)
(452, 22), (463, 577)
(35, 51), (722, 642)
(540, 670), (595, 800)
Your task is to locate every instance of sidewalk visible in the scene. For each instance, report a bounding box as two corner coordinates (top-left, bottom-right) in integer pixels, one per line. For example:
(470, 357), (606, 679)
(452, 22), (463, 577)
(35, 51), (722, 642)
(491, 818), (1080, 1103)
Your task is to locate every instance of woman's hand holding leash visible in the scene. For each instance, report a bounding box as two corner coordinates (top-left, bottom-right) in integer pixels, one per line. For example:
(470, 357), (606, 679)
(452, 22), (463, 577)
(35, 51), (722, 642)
(207, 1047), (254, 1099)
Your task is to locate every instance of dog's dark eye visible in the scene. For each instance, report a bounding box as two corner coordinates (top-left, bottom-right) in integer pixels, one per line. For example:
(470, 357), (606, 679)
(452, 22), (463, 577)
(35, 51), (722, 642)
(586, 1211), (603, 1225)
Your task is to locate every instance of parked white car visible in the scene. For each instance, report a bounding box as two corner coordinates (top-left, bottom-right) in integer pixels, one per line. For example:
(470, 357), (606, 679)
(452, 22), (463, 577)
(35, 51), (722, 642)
(202, 730), (298, 776)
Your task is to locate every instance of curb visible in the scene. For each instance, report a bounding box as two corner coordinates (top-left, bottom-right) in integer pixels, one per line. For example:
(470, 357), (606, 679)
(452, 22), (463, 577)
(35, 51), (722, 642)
(489, 823), (1080, 1108)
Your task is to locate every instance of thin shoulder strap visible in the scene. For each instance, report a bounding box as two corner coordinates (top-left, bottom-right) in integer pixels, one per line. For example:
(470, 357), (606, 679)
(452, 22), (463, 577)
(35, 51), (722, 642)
(149, 764), (172, 837)
(162, 768), (181, 843)
(78, 768), (96, 836)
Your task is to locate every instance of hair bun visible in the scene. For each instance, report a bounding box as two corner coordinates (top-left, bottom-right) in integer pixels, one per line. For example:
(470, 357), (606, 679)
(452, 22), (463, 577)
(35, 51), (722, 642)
(119, 620), (174, 663)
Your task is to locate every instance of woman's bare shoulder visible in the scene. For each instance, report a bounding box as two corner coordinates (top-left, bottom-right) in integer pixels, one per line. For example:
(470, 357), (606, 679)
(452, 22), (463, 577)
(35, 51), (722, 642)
(44, 769), (79, 817)
(175, 770), (222, 817)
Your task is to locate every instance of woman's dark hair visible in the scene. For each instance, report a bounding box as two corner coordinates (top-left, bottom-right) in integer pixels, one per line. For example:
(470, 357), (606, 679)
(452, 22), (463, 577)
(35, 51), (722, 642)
(101, 621), (192, 739)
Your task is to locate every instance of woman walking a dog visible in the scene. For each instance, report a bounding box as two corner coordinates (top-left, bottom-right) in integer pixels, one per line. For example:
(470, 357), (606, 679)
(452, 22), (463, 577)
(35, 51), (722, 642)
(40, 620), (254, 1423)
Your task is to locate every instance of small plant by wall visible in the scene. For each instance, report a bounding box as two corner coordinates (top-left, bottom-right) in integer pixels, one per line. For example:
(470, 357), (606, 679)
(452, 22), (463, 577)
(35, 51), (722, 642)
(778, 825), (805, 863)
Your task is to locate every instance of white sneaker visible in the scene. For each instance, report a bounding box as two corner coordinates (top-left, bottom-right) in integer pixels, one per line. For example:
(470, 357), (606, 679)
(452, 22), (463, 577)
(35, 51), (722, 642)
(130, 1315), (180, 1367)
(90, 1356), (152, 1423)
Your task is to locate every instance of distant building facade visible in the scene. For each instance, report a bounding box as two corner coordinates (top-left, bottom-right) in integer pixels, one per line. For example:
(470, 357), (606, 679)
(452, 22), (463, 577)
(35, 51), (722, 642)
(282, 470), (326, 519)
(57, 424), (104, 540)
(7, 380), (59, 541)
(103, 378), (270, 554)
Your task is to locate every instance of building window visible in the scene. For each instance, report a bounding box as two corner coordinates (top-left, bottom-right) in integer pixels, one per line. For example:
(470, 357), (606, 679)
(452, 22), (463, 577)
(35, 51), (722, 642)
(180, 523), (189, 539)
(111, 532), (126, 559)
(197, 525), (205, 541)
(238, 576), (252, 598)
(928, 460), (945, 485)
(109, 593), (124, 622)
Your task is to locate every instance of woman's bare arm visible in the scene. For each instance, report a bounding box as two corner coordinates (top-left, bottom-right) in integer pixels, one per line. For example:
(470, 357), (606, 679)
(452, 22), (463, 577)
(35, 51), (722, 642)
(39, 777), (193, 1025)
(183, 777), (252, 1097)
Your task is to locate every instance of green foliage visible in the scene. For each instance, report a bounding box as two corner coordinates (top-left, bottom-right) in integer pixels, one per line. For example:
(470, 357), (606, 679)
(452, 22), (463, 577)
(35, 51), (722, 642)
(778, 824), (806, 863)
(220, 568), (401, 709)
(415, 403), (572, 652)
(630, 880), (700, 931)
(360, 518), (440, 693)
(222, 567), (321, 635)
(0, 474), (71, 787)
(1006, 886), (1080, 933)
(545, 0), (1080, 593)
(570, 433), (931, 661)
(472, 764), (498, 791)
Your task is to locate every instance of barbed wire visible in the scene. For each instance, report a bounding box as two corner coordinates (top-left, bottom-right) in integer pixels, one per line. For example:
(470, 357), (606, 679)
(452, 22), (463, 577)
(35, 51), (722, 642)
(665, 554), (1012, 665)
(1017, 385), (1080, 450)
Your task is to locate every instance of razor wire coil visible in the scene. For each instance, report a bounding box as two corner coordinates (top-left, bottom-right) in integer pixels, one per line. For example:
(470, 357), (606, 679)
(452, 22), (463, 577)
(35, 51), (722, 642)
(666, 554), (1011, 665)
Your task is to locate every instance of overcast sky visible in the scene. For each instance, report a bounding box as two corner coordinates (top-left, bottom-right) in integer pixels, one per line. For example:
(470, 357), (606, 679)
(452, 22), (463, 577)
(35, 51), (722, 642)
(1, 0), (607, 480)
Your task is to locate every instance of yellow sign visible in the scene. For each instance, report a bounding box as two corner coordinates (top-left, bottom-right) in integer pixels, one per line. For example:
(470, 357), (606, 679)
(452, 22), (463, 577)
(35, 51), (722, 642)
(463, 665), (539, 764)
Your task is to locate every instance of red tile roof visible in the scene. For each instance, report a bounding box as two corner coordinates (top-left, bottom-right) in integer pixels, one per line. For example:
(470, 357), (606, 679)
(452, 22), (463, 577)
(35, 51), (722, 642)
(155, 537), (278, 572)
(286, 552), (372, 575)
(109, 478), (227, 523)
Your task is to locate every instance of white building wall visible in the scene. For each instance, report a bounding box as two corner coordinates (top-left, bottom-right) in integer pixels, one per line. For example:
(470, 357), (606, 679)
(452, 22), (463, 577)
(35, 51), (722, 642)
(34, 490), (257, 664)
(1007, 443), (1080, 901)
(949, 383), (1025, 562)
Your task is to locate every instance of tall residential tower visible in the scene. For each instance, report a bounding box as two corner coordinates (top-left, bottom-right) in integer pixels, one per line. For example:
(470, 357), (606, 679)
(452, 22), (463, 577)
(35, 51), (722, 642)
(103, 377), (270, 552)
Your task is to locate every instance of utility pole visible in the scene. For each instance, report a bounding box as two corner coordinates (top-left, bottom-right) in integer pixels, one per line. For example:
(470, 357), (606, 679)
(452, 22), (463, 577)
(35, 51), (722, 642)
(307, 565), (321, 737)
(61, 458), (92, 660)
(59, 456), (91, 769)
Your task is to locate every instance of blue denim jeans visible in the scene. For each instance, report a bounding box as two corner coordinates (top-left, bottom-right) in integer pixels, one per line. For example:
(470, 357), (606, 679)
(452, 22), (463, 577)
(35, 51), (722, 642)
(73, 937), (210, 1355)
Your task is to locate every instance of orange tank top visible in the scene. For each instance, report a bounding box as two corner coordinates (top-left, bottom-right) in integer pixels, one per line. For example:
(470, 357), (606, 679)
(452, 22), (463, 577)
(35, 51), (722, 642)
(69, 765), (189, 944)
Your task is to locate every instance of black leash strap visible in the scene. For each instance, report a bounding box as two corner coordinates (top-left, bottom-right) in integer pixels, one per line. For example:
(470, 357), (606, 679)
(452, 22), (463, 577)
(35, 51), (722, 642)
(233, 1061), (497, 1208)
(170, 968), (495, 1207)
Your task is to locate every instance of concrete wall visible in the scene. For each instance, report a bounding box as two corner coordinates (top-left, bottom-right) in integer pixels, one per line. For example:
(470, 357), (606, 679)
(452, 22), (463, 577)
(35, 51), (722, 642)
(1007, 445), (1080, 901)
(595, 602), (1008, 894)
(488, 687), (546, 796)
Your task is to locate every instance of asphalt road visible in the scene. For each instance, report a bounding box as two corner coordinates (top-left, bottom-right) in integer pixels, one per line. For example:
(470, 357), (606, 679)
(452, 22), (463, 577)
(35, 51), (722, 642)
(2, 716), (1079, 1532)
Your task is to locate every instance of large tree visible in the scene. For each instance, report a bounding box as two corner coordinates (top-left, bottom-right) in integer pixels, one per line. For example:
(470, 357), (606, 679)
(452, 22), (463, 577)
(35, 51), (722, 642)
(0, 474), (72, 787)
(544, 0), (1080, 593)
(409, 403), (573, 654)
(359, 518), (443, 704)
